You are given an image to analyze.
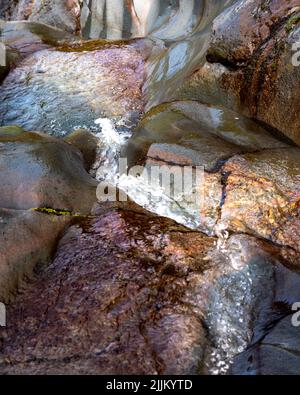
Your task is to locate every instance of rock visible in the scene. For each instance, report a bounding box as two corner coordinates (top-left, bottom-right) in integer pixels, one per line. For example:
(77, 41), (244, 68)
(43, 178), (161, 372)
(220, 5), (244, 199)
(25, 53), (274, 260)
(0, 20), (77, 82)
(120, 101), (288, 235)
(231, 257), (300, 375)
(177, 61), (245, 114)
(0, 20), (76, 52)
(125, 101), (288, 170)
(80, 0), (199, 40)
(0, 131), (97, 214)
(64, 129), (100, 171)
(178, 0), (300, 146)
(0, 208), (71, 303)
(0, 202), (216, 375)
(207, 0), (300, 66)
(232, 317), (300, 375)
(219, 148), (300, 252)
(0, 207), (295, 375)
(0, 0), (18, 19)
(0, 38), (150, 135)
(9, 0), (81, 34)
(201, 233), (300, 374)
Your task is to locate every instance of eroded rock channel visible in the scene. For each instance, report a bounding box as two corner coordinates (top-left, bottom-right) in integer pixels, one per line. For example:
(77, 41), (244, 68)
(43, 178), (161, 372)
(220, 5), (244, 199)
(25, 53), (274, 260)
(0, 0), (300, 375)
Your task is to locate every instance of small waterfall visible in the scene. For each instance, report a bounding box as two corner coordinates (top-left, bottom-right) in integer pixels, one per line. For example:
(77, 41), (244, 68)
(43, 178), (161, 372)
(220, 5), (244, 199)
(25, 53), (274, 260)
(85, 0), (252, 375)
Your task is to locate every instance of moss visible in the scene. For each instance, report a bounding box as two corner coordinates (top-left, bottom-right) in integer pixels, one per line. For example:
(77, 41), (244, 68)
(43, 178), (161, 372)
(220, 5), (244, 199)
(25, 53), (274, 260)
(0, 125), (26, 137)
(30, 207), (81, 217)
(274, 39), (285, 53)
(271, 60), (278, 71)
(285, 12), (300, 34)
(56, 38), (138, 53)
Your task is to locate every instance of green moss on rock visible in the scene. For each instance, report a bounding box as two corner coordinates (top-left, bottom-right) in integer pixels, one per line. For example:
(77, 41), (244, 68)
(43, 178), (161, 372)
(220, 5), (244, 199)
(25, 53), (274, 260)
(285, 12), (300, 34)
(0, 125), (26, 136)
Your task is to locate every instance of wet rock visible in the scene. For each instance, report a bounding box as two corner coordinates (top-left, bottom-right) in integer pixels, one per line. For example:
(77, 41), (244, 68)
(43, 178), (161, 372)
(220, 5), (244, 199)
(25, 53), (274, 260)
(120, 101), (288, 235)
(64, 129), (100, 171)
(1, 203), (298, 374)
(219, 148), (300, 252)
(232, 317), (300, 375)
(9, 0), (81, 34)
(0, 20), (76, 52)
(0, 208), (70, 303)
(179, 0), (300, 146)
(124, 101), (288, 170)
(0, 125), (25, 136)
(80, 0), (200, 40)
(231, 254), (300, 375)
(176, 62), (245, 114)
(207, 0), (300, 66)
(0, 202), (216, 375)
(0, 20), (77, 82)
(0, 39), (150, 135)
(0, 131), (97, 214)
(201, 234), (300, 374)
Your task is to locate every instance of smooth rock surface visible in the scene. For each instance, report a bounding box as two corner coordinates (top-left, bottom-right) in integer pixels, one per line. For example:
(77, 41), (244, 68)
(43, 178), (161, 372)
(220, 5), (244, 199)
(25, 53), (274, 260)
(64, 129), (100, 171)
(0, 208), (70, 303)
(178, 0), (300, 146)
(0, 20), (77, 83)
(124, 101), (288, 170)
(231, 260), (300, 375)
(201, 234), (296, 374)
(120, 101), (290, 235)
(0, 132), (97, 214)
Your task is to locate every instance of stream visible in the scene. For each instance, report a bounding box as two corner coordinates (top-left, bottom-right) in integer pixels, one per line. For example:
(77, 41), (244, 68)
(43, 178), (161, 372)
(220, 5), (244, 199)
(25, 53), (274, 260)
(1, 0), (300, 375)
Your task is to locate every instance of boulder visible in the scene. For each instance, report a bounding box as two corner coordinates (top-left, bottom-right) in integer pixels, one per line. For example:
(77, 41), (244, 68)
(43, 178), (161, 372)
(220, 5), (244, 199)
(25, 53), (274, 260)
(64, 128), (100, 171)
(0, 131), (97, 214)
(178, 0), (300, 146)
(9, 0), (81, 34)
(0, 208), (71, 303)
(0, 38), (150, 135)
(0, 205), (296, 375)
(232, 317), (300, 375)
(231, 256), (300, 375)
(219, 148), (300, 252)
(0, 20), (77, 83)
(120, 101), (289, 235)
(200, 234), (300, 374)
(124, 101), (288, 169)
(0, 202), (216, 374)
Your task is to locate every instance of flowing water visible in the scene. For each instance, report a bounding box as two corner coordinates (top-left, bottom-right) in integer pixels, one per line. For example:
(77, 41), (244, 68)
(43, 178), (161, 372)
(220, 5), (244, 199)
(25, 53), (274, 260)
(91, 0), (235, 231)
(1, 0), (268, 374)
(82, 0), (258, 374)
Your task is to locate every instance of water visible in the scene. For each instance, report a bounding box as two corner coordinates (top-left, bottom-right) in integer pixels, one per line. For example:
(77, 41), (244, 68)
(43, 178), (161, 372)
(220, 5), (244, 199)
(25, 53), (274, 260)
(86, 1), (251, 375)
(89, 0), (236, 233)
(3, 0), (256, 375)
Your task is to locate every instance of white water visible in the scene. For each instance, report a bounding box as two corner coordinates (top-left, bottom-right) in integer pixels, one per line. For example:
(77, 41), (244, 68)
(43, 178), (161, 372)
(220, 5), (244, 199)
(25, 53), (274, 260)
(86, 0), (250, 375)
(90, 118), (261, 375)
(92, 117), (206, 230)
